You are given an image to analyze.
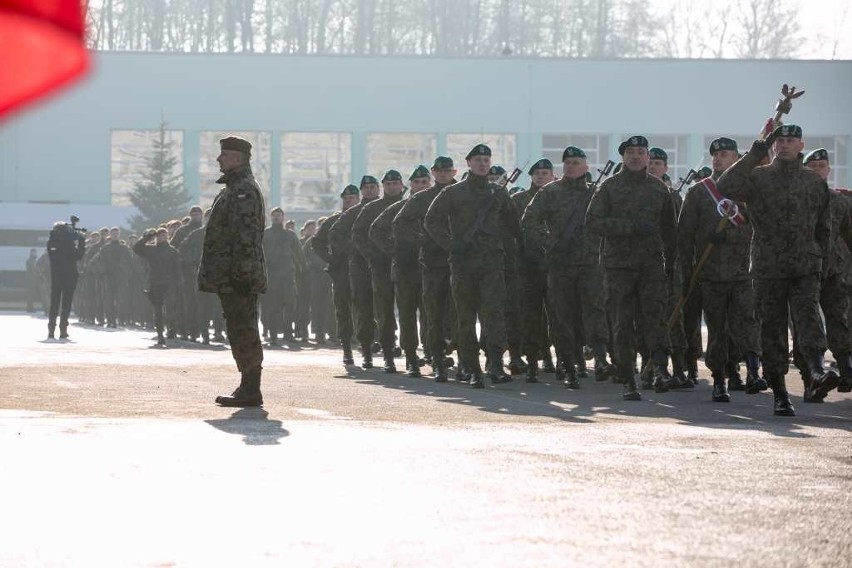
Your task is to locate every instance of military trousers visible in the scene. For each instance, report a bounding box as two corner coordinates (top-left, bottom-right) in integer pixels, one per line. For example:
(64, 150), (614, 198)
(48, 271), (78, 328)
(519, 261), (549, 358)
(261, 271), (295, 338)
(393, 261), (424, 354)
(423, 263), (452, 362)
(147, 284), (177, 335)
(701, 279), (760, 372)
(682, 282), (704, 363)
(755, 275), (826, 377)
(181, 269), (200, 337)
(548, 264), (608, 365)
(667, 269), (687, 354)
(605, 265), (671, 374)
(328, 265), (353, 345)
(504, 264), (523, 357)
(792, 271), (850, 367)
(219, 291), (263, 375)
(102, 276), (123, 325)
(370, 261), (396, 353)
(308, 268), (332, 340)
(451, 256), (507, 369)
(349, 258), (375, 346)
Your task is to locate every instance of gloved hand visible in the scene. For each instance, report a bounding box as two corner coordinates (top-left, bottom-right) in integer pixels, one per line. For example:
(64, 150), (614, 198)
(143, 228), (157, 240)
(709, 228), (727, 245)
(749, 139), (770, 160)
(633, 219), (655, 237)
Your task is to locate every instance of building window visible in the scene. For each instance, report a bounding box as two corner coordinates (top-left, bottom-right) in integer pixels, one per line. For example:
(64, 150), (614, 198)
(199, 131), (272, 207)
(281, 132), (351, 211)
(367, 133), (437, 181)
(541, 134), (610, 180)
(647, 135), (690, 189)
(804, 136), (849, 188)
(447, 133), (516, 173)
(110, 129), (184, 206)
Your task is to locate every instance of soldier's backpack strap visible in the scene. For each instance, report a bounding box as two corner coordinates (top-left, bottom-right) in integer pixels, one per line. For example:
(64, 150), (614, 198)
(460, 187), (499, 245)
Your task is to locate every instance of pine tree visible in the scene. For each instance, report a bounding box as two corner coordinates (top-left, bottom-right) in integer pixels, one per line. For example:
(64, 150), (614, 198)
(127, 120), (190, 234)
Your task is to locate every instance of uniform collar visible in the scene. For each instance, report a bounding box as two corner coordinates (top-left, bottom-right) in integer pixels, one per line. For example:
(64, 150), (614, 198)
(216, 164), (253, 185)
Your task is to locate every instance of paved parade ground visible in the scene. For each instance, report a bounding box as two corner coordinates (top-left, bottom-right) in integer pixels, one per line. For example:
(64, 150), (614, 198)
(1, 311), (850, 567)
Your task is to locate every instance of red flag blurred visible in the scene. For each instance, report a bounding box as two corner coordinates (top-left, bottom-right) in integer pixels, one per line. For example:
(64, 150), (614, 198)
(0, 0), (89, 119)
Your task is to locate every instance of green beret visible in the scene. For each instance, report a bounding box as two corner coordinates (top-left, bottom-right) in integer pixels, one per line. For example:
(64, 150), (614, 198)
(488, 165), (506, 176)
(409, 165), (430, 180)
(340, 184), (360, 198)
(382, 170), (402, 182)
(709, 137), (738, 155)
(360, 175), (378, 187)
(219, 136), (252, 156)
(804, 148), (829, 164)
(528, 158), (553, 175)
(649, 147), (668, 162)
(618, 135), (649, 156)
(773, 124), (802, 139)
(466, 144), (492, 160)
(432, 156), (454, 169)
(562, 146), (586, 161)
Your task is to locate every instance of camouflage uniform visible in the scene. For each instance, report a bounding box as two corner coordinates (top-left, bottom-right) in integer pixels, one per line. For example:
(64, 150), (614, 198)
(313, 211), (353, 350)
(586, 167), (677, 384)
(424, 172), (520, 380)
(303, 234), (333, 342)
(171, 218), (203, 338)
(198, 163), (267, 381)
(261, 223), (304, 342)
(133, 235), (182, 340)
(91, 239), (132, 327)
(179, 225), (219, 343)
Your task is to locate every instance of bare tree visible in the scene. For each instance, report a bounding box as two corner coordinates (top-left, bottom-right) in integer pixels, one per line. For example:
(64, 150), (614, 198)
(734, 0), (800, 59)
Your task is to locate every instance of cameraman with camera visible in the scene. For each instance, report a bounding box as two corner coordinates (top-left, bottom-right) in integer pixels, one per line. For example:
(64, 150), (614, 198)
(46, 216), (87, 339)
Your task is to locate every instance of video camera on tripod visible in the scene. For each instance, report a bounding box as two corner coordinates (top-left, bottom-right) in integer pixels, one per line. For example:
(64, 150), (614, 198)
(66, 215), (87, 234)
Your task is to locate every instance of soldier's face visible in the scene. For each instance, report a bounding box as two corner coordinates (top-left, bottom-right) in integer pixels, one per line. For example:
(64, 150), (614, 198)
(383, 180), (405, 197)
(467, 155), (491, 177)
(190, 211), (202, 223)
(647, 159), (668, 179)
(432, 167), (456, 185)
(712, 150), (738, 174)
(531, 168), (554, 187)
(361, 183), (380, 199)
(342, 195), (360, 210)
(110, 229), (120, 241)
(623, 147), (650, 172)
(409, 177), (431, 193)
(773, 136), (804, 161)
(271, 211), (285, 225)
(156, 232), (168, 244)
(304, 224), (317, 237)
(217, 149), (246, 173)
(806, 160), (831, 181)
(562, 158), (587, 179)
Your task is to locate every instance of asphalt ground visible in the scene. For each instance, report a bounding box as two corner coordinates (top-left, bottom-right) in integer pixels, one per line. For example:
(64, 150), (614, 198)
(1, 311), (850, 567)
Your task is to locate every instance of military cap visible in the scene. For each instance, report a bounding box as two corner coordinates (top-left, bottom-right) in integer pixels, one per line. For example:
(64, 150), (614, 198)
(219, 136), (252, 156)
(340, 184), (360, 197)
(409, 165), (430, 180)
(466, 144), (492, 160)
(382, 170), (403, 182)
(617, 135), (649, 156)
(804, 148), (830, 164)
(270, 206), (284, 215)
(772, 124), (803, 139)
(649, 147), (668, 162)
(360, 175), (379, 187)
(528, 158), (553, 175)
(189, 205), (203, 214)
(488, 165), (506, 177)
(562, 146), (586, 161)
(709, 137), (738, 155)
(432, 156), (454, 169)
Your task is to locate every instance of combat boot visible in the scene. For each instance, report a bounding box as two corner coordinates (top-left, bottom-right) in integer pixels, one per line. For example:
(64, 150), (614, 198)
(525, 358), (539, 384)
(711, 371), (730, 403)
(592, 345), (615, 382)
(404, 352), (420, 377)
(59, 322), (70, 339)
(383, 355), (397, 373)
(486, 349), (513, 385)
(157, 331), (166, 346)
(671, 350), (692, 389)
(541, 350), (556, 374)
(508, 354), (528, 375)
(563, 365), (580, 390)
(686, 359), (699, 385)
(576, 358), (588, 379)
(744, 352), (768, 394)
(215, 370), (263, 407)
(622, 365), (641, 401)
(726, 361), (745, 391)
(360, 342), (373, 369)
(652, 350), (674, 393)
(433, 356), (448, 383)
(804, 353), (839, 402)
(769, 376), (795, 416)
(47, 322), (56, 340)
(837, 353), (852, 393)
(342, 341), (355, 365)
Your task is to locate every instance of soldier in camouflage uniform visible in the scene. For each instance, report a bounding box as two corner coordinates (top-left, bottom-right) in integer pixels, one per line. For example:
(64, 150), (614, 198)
(522, 146), (615, 388)
(330, 176), (380, 368)
(424, 144), (520, 388)
(512, 159), (557, 379)
(198, 137), (267, 407)
(717, 125), (837, 416)
(170, 206), (204, 340)
(313, 187), (360, 363)
(393, 157), (458, 382)
(796, 148), (852, 395)
(261, 207), (305, 345)
(353, 170), (405, 372)
(370, 165), (431, 376)
(90, 227), (132, 328)
(133, 227), (182, 345)
(679, 137), (766, 403)
(586, 136), (679, 400)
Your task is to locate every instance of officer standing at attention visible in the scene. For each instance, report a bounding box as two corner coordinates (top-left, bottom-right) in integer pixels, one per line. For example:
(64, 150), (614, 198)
(198, 136), (268, 407)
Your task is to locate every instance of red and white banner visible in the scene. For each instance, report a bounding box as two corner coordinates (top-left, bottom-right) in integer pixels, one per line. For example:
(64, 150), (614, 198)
(701, 177), (747, 227)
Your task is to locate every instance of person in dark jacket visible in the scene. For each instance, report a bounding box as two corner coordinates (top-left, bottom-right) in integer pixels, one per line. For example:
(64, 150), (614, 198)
(46, 221), (86, 339)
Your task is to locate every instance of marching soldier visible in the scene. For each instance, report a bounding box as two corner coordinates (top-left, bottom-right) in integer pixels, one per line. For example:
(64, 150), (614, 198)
(586, 135), (679, 400)
(717, 125), (837, 415)
(313, 185), (361, 363)
(133, 227), (182, 345)
(199, 136), (267, 407)
(330, 176), (381, 368)
(370, 165), (431, 377)
(353, 170), (405, 372)
(522, 146), (614, 388)
(393, 157), (458, 382)
(678, 137), (765, 403)
(91, 227), (133, 328)
(424, 144), (520, 388)
(261, 207), (305, 345)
